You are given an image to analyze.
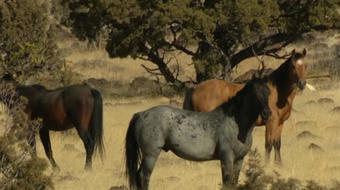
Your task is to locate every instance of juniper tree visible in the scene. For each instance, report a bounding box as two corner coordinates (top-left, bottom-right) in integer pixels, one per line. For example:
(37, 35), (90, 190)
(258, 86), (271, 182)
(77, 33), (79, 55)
(61, 0), (339, 84)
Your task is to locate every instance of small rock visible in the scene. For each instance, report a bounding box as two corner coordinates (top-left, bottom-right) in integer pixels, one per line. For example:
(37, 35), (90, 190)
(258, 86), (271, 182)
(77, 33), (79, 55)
(57, 175), (80, 182)
(304, 100), (316, 106)
(63, 144), (79, 152)
(308, 143), (324, 152)
(318, 98), (334, 105)
(297, 131), (319, 140)
(330, 106), (340, 114)
(109, 185), (128, 190)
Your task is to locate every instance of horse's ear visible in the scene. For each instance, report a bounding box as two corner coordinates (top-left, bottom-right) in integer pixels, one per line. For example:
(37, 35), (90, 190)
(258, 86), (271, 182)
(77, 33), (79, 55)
(291, 49), (296, 61)
(2, 73), (14, 81)
(302, 48), (307, 57)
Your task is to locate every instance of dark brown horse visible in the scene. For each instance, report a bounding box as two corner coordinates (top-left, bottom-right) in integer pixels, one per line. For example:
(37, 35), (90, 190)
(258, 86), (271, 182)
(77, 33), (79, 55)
(183, 49), (308, 165)
(2, 76), (104, 170)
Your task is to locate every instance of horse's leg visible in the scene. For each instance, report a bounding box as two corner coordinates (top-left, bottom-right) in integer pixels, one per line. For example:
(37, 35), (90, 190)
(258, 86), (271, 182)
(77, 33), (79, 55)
(76, 129), (94, 170)
(39, 128), (58, 169)
(71, 111), (94, 170)
(220, 154), (234, 187)
(265, 117), (279, 165)
(138, 150), (161, 190)
(232, 158), (244, 185)
(273, 123), (284, 165)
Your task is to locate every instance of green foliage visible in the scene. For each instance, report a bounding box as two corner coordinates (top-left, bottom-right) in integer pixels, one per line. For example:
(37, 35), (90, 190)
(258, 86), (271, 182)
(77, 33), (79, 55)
(0, 83), (53, 190)
(63, 0), (340, 83)
(0, 0), (62, 86)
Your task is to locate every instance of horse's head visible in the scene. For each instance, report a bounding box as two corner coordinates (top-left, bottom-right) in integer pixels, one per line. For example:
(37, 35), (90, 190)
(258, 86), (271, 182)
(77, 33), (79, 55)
(289, 49), (307, 90)
(1, 73), (18, 85)
(248, 78), (271, 123)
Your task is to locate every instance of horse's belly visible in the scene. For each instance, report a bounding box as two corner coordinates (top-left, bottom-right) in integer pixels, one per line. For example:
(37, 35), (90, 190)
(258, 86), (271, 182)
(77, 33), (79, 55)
(167, 137), (216, 161)
(170, 148), (216, 161)
(44, 118), (73, 131)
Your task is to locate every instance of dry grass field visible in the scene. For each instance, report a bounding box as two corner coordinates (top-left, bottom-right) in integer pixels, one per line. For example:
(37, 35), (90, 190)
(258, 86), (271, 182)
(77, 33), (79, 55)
(7, 31), (340, 189)
(39, 87), (340, 190)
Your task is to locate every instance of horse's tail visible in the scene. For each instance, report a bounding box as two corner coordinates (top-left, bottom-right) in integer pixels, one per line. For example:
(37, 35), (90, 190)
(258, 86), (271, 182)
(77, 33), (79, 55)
(125, 113), (141, 190)
(183, 87), (195, 111)
(90, 89), (105, 160)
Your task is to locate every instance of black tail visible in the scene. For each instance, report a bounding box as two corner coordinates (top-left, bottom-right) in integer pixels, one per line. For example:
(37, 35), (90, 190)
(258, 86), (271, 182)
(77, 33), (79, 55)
(90, 89), (105, 160)
(183, 87), (195, 111)
(125, 114), (141, 190)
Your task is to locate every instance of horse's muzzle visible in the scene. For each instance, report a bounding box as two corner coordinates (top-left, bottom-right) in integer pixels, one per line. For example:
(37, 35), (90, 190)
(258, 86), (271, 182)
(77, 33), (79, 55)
(297, 80), (306, 90)
(261, 108), (272, 123)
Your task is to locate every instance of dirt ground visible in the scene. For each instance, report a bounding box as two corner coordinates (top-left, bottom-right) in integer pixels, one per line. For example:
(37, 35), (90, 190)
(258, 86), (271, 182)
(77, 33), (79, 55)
(36, 85), (340, 190)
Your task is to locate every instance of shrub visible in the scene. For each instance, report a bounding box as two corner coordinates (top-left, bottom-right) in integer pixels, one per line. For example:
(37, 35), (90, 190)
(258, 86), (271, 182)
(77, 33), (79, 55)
(0, 82), (53, 190)
(0, 0), (63, 88)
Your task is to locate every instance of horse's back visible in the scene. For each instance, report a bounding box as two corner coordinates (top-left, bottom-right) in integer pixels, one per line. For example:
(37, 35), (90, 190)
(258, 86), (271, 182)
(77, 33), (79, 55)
(192, 79), (244, 112)
(134, 105), (219, 161)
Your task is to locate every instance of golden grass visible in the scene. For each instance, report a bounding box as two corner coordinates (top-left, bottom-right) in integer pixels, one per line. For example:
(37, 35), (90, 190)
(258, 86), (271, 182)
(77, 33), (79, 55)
(29, 85), (340, 190)
(65, 48), (195, 83)
(28, 34), (340, 189)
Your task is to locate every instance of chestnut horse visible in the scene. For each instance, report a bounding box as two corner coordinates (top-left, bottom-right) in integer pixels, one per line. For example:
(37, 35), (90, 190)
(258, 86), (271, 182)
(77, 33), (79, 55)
(1, 76), (104, 170)
(183, 49), (308, 165)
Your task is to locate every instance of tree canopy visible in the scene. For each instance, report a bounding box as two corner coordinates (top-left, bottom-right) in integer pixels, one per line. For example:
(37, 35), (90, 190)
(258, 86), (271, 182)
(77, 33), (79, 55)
(61, 0), (340, 85)
(0, 0), (62, 84)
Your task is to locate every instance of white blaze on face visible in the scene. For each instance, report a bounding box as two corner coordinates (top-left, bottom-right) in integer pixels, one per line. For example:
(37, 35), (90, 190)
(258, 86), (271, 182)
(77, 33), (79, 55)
(296, 59), (304, 66)
(306, 83), (316, 91)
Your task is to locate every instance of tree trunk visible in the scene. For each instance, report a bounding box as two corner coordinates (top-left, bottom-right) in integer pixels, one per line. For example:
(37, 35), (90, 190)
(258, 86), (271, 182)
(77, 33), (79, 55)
(148, 51), (177, 84)
(223, 58), (232, 82)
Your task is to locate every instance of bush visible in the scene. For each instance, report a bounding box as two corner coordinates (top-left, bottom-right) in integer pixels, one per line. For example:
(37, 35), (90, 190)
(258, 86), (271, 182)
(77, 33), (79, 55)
(0, 0), (63, 87)
(223, 149), (340, 190)
(0, 82), (53, 190)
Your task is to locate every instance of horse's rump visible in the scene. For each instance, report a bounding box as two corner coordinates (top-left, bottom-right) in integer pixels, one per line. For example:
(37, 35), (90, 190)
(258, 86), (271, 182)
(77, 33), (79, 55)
(191, 79), (244, 112)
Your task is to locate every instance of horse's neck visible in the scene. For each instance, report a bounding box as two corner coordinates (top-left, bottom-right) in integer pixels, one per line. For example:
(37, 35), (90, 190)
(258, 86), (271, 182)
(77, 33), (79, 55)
(236, 113), (258, 143)
(220, 95), (259, 143)
(269, 60), (297, 102)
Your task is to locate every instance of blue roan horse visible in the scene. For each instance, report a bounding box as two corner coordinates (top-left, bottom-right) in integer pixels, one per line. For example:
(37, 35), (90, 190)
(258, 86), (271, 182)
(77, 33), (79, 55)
(125, 78), (271, 189)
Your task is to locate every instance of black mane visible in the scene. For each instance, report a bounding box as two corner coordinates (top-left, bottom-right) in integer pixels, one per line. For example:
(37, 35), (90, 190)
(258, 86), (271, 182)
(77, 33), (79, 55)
(218, 77), (270, 142)
(220, 77), (267, 114)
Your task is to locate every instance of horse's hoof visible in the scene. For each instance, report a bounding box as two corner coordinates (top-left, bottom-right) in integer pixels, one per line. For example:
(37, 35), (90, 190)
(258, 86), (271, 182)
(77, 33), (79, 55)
(84, 165), (93, 171)
(274, 161), (283, 167)
(53, 165), (61, 172)
(221, 184), (237, 190)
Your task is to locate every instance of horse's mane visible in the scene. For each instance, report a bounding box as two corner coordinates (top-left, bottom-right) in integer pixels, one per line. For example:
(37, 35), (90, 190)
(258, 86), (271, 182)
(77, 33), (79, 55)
(30, 84), (47, 90)
(219, 77), (267, 115)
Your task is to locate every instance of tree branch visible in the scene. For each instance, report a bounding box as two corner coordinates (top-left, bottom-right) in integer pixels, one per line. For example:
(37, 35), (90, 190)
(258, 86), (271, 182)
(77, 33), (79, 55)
(141, 64), (163, 76)
(230, 33), (296, 68)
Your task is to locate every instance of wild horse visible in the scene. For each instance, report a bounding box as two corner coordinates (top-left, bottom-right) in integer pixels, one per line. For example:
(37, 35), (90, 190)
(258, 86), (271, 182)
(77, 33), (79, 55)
(1, 76), (104, 170)
(183, 49), (308, 165)
(125, 78), (271, 190)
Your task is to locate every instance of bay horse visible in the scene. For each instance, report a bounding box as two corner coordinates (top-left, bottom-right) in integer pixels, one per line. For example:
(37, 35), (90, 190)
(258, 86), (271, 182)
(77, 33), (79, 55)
(183, 49), (308, 165)
(1, 75), (104, 170)
(125, 78), (271, 190)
